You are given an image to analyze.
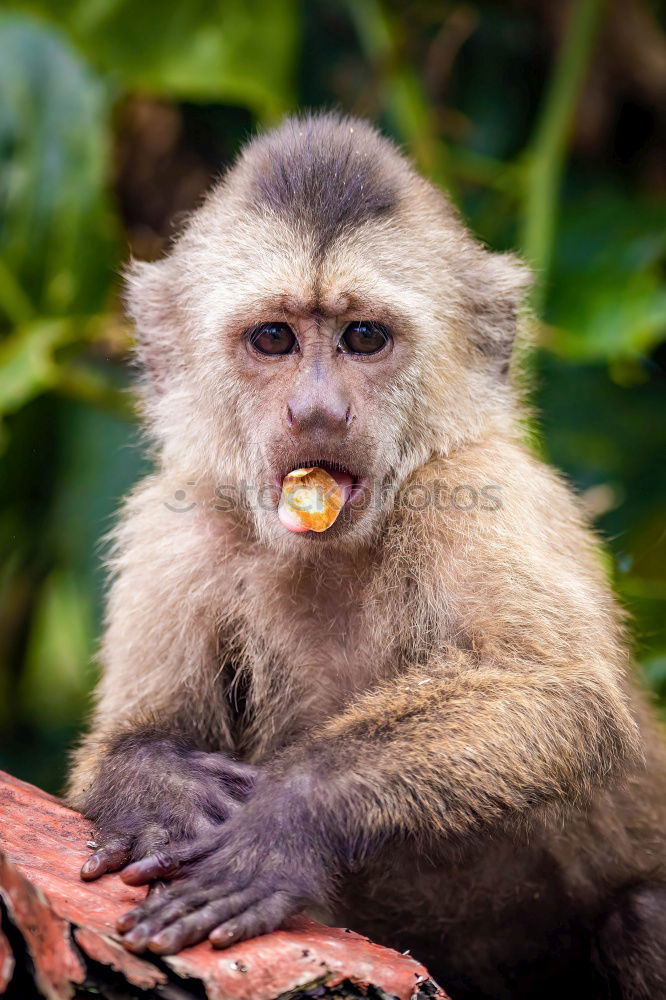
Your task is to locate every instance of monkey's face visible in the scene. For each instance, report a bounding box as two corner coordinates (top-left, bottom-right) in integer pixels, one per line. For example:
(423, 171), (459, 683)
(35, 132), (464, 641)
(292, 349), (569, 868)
(127, 116), (528, 555)
(136, 219), (445, 553)
(231, 292), (417, 551)
(203, 225), (437, 553)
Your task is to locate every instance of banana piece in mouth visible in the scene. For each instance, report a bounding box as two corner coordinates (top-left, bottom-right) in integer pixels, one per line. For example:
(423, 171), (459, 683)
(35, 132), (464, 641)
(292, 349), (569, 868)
(278, 467), (352, 533)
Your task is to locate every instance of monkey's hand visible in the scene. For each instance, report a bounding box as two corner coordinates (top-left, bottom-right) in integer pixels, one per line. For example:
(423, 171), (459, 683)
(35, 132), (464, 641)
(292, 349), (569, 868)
(114, 777), (333, 954)
(80, 740), (258, 882)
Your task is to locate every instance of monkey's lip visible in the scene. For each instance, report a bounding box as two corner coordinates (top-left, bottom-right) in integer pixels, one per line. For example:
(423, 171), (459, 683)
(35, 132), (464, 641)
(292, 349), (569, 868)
(276, 460), (363, 500)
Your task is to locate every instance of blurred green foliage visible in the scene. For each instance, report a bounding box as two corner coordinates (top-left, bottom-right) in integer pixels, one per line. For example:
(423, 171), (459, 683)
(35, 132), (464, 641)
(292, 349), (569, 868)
(0, 0), (664, 792)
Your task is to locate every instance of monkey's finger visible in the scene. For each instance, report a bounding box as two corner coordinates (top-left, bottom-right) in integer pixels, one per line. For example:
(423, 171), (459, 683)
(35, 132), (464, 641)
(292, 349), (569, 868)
(209, 891), (298, 949)
(81, 835), (133, 880)
(191, 753), (259, 784)
(116, 889), (178, 933)
(200, 789), (246, 824)
(191, 810), (236, 838)
(121, 832), (225, 885)
(121, 887), (212, 933)
(146, 891), (263, 954)
(134, 825), (173, 862)
(118, 849), (251, 936)
(147, 878), (169, 898)
(117, 873), (217, 931)
(118, 888), (214, 947)
(120, 849), (181, 884)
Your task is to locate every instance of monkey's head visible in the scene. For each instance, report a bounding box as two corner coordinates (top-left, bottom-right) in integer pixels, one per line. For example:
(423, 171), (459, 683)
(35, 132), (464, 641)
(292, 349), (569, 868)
(126, 113), (530, 553)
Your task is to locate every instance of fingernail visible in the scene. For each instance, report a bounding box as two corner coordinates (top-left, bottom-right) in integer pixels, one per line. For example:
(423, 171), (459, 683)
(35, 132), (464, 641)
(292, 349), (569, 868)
(148, 930), (175, 954)
(121, 855), (172, 885)
(210, 926), (236, 947)
(121, 924), (150, 952)
(120, 861), (148, 885)
(81, 856), (99, 878)
(115, 912), (137, 933)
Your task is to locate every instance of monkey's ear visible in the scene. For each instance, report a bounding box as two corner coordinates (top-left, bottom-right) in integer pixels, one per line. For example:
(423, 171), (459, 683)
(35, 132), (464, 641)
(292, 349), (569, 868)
(466, 251), (533, 376)
(123, 257), (183, 391)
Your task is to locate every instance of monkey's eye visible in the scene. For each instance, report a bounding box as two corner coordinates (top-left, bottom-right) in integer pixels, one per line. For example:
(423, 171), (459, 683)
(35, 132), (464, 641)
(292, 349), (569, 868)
(339, 321), (390, 355)
(249, 323), (297, 356)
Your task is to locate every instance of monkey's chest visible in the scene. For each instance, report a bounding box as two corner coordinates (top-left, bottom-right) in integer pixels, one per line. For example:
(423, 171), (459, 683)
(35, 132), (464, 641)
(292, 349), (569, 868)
(218, 605), (379, 758)
(217, 553), (401, 757)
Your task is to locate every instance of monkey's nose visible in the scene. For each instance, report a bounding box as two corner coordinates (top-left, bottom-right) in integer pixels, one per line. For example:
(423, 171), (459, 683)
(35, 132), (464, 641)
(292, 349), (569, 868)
(285, 395), (353, 436)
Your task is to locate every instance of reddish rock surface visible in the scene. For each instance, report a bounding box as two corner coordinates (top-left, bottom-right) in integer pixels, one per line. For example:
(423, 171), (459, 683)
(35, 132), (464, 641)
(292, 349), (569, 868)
(0, 769), (449, 999)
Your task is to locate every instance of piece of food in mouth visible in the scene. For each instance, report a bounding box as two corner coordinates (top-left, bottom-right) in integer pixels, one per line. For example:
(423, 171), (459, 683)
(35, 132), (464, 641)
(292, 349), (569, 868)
(278, 467), (353, 533)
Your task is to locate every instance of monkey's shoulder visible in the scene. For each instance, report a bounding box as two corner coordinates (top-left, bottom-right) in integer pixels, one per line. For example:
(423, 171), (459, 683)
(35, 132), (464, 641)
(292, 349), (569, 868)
(393, 438), (596, 555)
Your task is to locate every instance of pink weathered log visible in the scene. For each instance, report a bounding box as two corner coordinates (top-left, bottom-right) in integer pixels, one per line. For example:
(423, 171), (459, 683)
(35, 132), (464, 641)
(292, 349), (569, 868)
(0, 770), (448, 999)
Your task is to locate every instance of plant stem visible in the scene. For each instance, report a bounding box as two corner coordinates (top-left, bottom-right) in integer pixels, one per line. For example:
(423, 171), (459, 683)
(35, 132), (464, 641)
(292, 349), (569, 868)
(0, 259), (35, 326)
(346, 0), (449, 187)
(521, 0), (606, 311)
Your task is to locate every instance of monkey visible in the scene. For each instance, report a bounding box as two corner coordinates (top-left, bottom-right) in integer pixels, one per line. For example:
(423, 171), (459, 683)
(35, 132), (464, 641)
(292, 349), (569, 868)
(67, 112), (666, 1000)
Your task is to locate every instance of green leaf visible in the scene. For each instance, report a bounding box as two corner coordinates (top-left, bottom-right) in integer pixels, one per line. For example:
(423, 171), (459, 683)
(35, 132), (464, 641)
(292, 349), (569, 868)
(642, 655), (666, 690)
(0, 318), (76, 414)
(0, 257), (35, 325)
(8, 0), (298, 119)
(0, 13), (118, 316)
(546, 190), (666, 361)
(20, 568), (94, 725)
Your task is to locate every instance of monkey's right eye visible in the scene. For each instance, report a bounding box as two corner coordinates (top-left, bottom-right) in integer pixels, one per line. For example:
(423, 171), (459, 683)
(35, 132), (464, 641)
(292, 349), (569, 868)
(248, 323), (297, 356)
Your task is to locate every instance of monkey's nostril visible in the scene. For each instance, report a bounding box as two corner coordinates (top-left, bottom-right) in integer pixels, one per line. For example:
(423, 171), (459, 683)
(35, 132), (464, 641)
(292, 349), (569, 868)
(345, 407), (353, 426)
(286, 404), (294, 428)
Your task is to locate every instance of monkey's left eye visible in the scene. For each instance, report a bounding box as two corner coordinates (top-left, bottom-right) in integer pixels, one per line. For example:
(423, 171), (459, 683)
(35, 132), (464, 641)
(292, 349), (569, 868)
(339, 321), (390, 355)
(249, 323), (297, 356)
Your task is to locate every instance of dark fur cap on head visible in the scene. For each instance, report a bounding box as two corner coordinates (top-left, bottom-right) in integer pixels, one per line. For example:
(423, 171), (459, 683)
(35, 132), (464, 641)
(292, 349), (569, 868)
(243, 112), (401, 257)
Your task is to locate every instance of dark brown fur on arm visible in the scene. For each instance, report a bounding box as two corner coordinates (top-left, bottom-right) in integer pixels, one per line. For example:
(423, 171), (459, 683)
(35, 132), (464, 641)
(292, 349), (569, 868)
(285, 649), (639, 857)
(75, 727), (257, 880)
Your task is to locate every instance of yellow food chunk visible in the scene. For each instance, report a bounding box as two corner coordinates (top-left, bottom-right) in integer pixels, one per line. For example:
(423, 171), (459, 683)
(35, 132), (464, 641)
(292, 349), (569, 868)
(280, 467), (344, 532)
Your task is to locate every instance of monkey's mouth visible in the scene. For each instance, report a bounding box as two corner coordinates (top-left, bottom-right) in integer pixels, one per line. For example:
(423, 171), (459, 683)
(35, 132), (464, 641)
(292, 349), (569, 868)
(275, 460), (365, 534)
(276, 460), (362, 494)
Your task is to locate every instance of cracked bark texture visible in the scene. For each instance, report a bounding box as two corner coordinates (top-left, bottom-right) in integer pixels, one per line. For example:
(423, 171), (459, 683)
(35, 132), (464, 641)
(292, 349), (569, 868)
(0, 770), (447, 1000)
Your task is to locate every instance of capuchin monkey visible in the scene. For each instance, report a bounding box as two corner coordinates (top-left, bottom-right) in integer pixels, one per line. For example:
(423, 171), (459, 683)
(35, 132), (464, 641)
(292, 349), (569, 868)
(68, 113), (666, 999)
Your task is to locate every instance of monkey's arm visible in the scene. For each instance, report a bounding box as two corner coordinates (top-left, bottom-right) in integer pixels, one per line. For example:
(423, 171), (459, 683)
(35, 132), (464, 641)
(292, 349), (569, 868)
(285, 647), (639, 843)
(115, 639), (639, 954)
(68, 477), (255, 880)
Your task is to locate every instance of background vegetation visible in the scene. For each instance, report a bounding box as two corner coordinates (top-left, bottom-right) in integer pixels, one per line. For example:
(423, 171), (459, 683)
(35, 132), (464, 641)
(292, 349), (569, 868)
(1, 0), (664, 793)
